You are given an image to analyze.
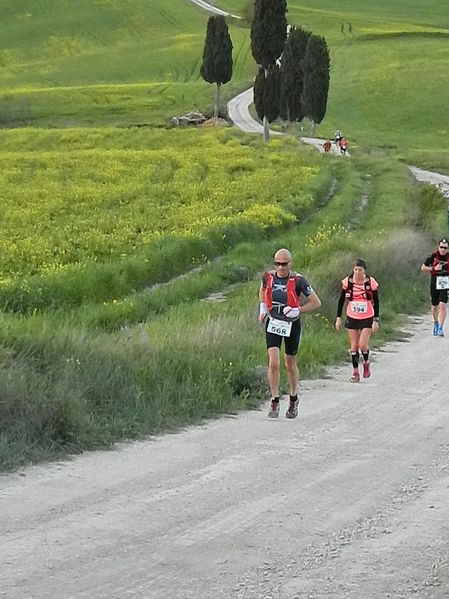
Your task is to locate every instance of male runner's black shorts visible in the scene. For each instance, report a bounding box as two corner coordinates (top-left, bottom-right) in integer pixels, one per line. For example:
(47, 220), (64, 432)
(265, 319), (301, 355)
(430, 284), (448, 306)
(345, 316), (374, 330)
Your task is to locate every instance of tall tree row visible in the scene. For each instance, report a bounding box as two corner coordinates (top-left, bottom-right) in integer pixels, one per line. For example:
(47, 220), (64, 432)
(200, 15), (233, 118)
(199, 3), (331, 138)
(250, 0), (330, 140)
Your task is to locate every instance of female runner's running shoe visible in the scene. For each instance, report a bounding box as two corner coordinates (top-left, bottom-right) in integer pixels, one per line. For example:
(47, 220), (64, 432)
(362, 361), (371, 378)
(350, 368), (360, 383)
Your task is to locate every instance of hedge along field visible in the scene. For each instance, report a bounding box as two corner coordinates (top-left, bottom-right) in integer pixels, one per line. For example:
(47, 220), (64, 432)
(0, 0), (254, 127)
(0, 127), (326, 313)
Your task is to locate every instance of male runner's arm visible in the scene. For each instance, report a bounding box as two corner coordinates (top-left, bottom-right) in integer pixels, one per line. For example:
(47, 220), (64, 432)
(258, 280), (268, 322)
(421, 256), (441, 272)
(300, 290), (321, 314)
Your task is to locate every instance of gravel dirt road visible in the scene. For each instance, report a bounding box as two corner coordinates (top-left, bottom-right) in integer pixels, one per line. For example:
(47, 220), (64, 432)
(1, 316), (449, 598)
(409, 166), (449, 198)
(188, 0), (240, 19)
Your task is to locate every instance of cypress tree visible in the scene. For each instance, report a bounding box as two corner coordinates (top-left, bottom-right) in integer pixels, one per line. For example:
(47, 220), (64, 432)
(279, 27), (310, 122)
(302, 34), (330, 136)
(251, 0), (287, 69)
(200, 15), (233, 118)
(250, 0), (287, 140)
(254, 65), (281, 123)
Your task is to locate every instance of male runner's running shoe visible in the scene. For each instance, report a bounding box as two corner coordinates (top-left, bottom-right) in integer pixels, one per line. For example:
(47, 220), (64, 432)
(438, 324), (444, 337)
(350, 368), (360, 383)
(268, 399), (280, 418)
(286, 397), (299, 419)
(433, 321), (439, 336)
(362, 361), (371, 378)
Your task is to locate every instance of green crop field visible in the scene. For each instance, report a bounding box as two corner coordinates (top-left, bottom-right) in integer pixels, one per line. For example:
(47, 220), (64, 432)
(0, 126), (322, 313)
(1, 0), (448, 470)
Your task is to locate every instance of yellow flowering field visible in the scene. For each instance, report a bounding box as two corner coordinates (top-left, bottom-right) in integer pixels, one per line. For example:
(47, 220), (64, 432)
(0, 127), (320, 283)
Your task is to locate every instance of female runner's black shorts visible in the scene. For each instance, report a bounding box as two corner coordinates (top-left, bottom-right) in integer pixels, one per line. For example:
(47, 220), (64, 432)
(345, 316), (373, 330)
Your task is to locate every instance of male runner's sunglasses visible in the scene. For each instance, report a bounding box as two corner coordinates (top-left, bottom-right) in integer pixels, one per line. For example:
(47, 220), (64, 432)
(274, 261), (289, 266)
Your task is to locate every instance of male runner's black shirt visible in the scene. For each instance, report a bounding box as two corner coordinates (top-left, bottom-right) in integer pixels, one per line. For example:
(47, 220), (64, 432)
(262, 272), (313, 321)
(424, 251), (449, 284)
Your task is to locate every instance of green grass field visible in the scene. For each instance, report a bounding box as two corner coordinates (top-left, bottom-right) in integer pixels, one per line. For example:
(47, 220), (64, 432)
(0, 0), (253, 126)
(1, 0), (448, 470)
(222, 0), (449, 168)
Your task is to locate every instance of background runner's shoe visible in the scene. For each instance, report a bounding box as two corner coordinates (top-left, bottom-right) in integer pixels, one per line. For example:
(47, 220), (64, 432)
(350, 369), (360, 383)
(286, 397), (299, 419)
(268, 399), (280, 418)
(362, 361), (371, 378)
(438, 324), (444, 337)
(433, 322), (439, 336)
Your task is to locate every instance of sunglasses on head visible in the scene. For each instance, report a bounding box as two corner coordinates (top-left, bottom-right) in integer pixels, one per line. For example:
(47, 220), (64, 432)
(274, 261), (289, 266)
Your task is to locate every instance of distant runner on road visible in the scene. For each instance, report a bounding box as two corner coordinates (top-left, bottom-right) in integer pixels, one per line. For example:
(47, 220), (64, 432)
(420, 237), (449, 337)
(259, 248), (321, 419)
(335, 259), (379, 382)
(339, 137), (348, 155)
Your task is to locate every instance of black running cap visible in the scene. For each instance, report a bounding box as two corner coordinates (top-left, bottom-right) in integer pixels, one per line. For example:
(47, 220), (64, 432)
(354, 258), (367, 270)
(439, 237), (448, 244)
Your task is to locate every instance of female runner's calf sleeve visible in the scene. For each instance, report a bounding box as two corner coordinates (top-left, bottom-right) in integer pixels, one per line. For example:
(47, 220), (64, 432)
(351, 350), (359, 368)
(362, 350), (369, 362)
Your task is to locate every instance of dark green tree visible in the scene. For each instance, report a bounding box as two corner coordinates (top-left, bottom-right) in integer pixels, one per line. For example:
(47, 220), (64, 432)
(302, 34), (330, 136)
(279, 27), (310, 122)
(200, 15), (233, 118)
(241, 0), (255, 26)
(254, 65), (281, 123)
(250, 0), (287, 140)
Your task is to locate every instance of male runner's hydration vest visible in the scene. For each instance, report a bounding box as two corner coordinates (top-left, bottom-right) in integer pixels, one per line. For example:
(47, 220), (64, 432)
(431, 251), (449, 275)
(264, 271), (302, 311)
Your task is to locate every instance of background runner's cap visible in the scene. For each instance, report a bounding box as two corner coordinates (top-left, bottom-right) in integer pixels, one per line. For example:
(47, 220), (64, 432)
(438, 237), (448, 244)
(354, 258), (367, 270)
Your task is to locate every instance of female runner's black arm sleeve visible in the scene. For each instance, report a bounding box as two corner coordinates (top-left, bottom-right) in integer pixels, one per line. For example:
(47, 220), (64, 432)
(336, 289), (346, 318)
(372, 289), (379, 318)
